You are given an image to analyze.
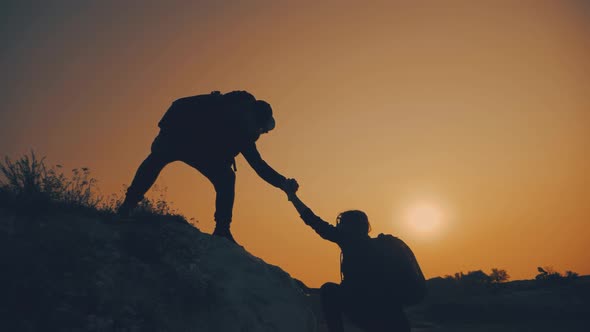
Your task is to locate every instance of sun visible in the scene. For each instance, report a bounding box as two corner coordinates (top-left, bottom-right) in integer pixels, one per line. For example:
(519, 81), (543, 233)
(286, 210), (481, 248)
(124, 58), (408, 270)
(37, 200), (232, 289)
(404, 203), (443, 234)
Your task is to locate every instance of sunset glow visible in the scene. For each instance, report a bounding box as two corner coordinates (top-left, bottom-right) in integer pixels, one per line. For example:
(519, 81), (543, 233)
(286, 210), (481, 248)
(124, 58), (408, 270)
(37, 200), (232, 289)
(405, 203), (444, 235)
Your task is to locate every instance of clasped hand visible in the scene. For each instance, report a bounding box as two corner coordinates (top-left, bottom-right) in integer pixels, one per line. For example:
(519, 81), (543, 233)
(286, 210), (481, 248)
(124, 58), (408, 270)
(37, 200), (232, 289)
(283, 178), (299, 200)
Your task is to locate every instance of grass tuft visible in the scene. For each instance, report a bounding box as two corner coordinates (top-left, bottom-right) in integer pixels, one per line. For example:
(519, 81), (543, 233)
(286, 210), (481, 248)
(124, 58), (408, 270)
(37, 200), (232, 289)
(0, 151), (191, 224)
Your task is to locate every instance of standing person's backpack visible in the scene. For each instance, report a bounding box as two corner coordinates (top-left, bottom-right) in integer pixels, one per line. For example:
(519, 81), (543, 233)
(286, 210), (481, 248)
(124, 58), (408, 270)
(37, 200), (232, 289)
(371, 234), (426, 306)
(158, 90), (255, 135)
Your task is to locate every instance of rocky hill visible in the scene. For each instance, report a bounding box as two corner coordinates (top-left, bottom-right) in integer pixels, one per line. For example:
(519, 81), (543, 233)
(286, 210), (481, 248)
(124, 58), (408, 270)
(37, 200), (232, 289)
(2, 204), (589, 332)
(0, 208), (316, 332)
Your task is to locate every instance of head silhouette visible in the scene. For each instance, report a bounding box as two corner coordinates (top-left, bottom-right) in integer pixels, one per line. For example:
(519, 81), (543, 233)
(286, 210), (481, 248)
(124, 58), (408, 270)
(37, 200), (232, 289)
(336, 210), (371, 239)
(251, 100), (275, 134)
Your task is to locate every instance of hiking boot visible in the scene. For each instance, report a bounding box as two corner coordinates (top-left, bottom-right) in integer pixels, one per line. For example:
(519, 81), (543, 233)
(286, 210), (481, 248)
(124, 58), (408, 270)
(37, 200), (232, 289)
(212, 223), (237, 244)
(116, 204), (142, 224)
(116, 203), (132, 218)
(117, 189), (145, 218)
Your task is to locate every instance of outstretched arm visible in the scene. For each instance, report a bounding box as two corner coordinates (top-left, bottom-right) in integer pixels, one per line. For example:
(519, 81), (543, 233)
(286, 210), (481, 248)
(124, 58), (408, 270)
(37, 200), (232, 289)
(242, 143), (291, 189)
(287, 191), (340, 243)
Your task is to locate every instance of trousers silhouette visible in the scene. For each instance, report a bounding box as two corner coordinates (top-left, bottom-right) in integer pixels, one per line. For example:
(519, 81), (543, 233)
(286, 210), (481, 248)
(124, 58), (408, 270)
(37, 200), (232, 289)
(321, 282), (410, 332)
(124, 133), (235, 223)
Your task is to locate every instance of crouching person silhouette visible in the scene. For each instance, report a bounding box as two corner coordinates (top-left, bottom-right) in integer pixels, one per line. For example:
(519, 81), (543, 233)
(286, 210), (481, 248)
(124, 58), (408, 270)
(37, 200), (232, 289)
(118, 90), (298, 244)
(286, 189), (426, 332)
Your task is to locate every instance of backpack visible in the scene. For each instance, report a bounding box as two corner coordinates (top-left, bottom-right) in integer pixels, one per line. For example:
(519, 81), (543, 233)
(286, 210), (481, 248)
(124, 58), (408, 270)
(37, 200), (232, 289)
(371, 234), (426, 306)
(158, 90), (255, 134)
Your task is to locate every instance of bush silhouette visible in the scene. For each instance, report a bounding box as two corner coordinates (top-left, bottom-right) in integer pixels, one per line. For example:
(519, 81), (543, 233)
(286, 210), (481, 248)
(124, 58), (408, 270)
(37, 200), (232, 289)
(490, 268), (510, 283)
(0, 151), (100, 209)
(0, 151), (189, 223)
(535, 266), (579, 286)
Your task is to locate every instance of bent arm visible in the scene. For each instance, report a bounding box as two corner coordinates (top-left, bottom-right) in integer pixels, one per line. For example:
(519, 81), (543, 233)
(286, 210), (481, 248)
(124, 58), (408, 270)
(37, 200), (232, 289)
(242, 143), (287, 188)
(288, 193), (340, 243)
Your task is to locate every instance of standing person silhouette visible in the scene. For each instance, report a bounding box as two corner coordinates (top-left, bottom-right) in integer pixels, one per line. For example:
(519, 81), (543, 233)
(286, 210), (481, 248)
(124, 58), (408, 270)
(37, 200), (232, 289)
(286, 189), (424, 332)
(118, 90), (298, 244)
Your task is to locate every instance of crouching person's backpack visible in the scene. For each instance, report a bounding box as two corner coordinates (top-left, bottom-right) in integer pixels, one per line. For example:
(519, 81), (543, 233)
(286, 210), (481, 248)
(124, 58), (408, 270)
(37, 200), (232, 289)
(372, 234), (426, 306)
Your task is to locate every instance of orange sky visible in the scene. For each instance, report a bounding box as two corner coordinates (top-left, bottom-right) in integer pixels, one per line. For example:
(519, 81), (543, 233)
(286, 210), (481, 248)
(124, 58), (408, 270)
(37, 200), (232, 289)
(1, 0), (589, 287)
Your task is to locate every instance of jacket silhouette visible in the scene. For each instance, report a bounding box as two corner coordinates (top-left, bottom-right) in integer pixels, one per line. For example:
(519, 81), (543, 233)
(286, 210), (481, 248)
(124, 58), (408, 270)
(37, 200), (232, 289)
(118, 90), (297, 243)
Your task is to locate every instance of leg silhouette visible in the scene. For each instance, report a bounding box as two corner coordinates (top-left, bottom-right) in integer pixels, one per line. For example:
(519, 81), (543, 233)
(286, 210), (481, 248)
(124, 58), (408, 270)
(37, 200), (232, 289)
(320, 282), (410, 332)
(320, 282), (345, 332)
(119, 152), (174, 216)
(185, 160), (237, 243)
